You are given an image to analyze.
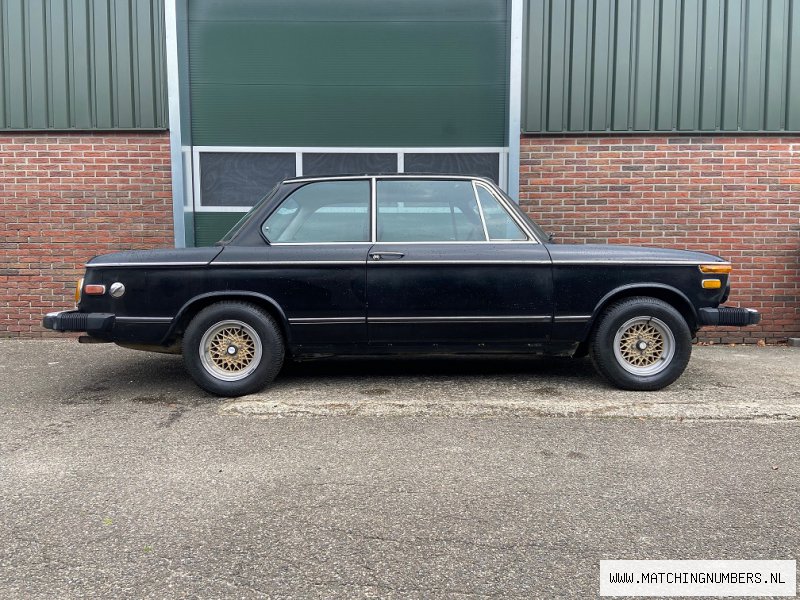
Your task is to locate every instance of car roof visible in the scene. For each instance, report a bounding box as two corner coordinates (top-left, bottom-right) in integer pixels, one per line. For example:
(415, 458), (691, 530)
(282, 173), (496, 185)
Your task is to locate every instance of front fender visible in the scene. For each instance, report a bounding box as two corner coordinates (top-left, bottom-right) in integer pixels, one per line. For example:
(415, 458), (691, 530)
(591, 283), (698, 322)
(575, 282), (699, 342)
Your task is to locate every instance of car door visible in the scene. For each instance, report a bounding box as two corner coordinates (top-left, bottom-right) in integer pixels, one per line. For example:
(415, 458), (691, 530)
(366, 178), (553, 350)
(216, 178), (372, 350)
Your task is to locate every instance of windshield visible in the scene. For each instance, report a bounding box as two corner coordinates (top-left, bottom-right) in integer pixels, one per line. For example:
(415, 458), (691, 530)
(215, 183), (281, 245)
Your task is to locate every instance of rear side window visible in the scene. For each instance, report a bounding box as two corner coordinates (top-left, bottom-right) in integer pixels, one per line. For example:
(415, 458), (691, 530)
(262, 180), (370, 243)
(376, 180), (485, 242)
(475, 185), (527, 241)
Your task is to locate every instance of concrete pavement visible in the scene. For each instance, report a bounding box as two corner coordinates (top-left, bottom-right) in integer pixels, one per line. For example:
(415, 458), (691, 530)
(0, 340), (798, 598)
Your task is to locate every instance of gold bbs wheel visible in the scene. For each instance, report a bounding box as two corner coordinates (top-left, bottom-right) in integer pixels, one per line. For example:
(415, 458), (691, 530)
(199, 320), (263, 382)
(612, 316), (675, 376)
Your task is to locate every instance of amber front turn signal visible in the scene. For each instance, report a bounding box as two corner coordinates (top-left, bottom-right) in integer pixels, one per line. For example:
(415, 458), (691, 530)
(702, 279), (722, 289)
(699, 264), (732, 274)
(74, 277), (84, 304)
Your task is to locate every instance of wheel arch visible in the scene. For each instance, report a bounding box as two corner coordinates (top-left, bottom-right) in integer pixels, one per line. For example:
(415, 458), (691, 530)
(164, 291), (292, 349)
(573, 283), (698, 356)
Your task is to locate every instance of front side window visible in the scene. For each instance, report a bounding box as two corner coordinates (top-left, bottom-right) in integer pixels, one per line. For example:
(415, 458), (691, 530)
(475, 185), (527, 241)
(377, 180), (485, 242)
(262, 180), (370, 243)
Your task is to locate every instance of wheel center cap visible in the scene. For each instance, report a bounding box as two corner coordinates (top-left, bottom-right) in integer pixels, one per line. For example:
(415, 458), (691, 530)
(227, 345), (238, 355)
(637, 340), (648, 351)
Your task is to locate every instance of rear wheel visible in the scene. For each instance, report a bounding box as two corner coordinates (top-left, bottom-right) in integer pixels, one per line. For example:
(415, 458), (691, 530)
(183, 301), (284, 397)
(589, 297), (691, 391)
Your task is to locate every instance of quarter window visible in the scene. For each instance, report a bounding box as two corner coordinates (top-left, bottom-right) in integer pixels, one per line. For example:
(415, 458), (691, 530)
(475, 185), (527, 241)
(377, 180), (486, 242)
(262, 180), (370, 243)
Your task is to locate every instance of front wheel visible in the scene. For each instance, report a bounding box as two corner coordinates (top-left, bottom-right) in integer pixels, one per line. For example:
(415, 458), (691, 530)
(589, 297), (691, 391)
(182, 301), (284, 397)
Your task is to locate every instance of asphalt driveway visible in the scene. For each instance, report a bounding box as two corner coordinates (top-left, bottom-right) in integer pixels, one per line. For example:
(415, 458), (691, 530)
(0, 340), (798, 598)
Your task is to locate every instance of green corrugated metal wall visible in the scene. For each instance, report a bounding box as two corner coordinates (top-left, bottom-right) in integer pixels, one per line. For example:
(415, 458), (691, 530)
(523, 0), (800, 133)
(0, 0), (166, 130)
(194, 212), (245, 248)
(188, 0), (510, 147)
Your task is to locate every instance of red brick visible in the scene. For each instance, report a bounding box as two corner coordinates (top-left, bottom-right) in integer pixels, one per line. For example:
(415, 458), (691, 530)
(1, 131), (172, 338)
(520, 134), (800, 343)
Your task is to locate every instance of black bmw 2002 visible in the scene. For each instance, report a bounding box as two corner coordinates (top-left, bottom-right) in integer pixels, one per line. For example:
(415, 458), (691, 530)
(44, 175), (760, 396)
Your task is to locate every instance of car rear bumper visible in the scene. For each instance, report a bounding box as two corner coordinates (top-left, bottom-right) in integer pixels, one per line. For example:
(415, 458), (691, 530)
(44, 310), (174, 345)
(43, 310), (115, 333)
(698, 307), (761, 327)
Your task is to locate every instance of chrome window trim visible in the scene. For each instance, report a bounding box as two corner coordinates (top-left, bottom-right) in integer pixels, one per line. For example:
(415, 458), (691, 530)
(368, 240), (535, 246)
(371, 177), (539, 245)
(293, 173), (492, 184)
(471, 180), (491, 241)
(374, 177), (489, 244)
(269, 242), (374, 246)
(265, 176), (537, 247)
(260, 178), (373, 245)
(370, 177), (378, 243)
(475, 181), (539, 243)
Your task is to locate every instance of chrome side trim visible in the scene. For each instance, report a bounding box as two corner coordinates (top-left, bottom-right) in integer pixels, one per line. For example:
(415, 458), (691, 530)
(553, 315), (593, 323)
(368, 260), (551, 265)
(552, 260), (732, 266)
(289, 317), (366, 325)
(211, 260), (363, 266)
(115, 316), (173, 323)
(369, 315), (551, 324)
(85, 262), (209, 268)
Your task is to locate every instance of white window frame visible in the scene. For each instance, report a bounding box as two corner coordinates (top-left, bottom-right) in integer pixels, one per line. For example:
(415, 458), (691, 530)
(191, 146), (509, 212)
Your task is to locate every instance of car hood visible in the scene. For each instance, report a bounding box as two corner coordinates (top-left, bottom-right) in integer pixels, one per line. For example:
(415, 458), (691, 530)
(545, 244), (728, 264)
(86, 247), (223, 267)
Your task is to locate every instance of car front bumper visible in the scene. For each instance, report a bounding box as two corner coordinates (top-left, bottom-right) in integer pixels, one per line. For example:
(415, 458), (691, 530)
(43, 310), (115, 333)
(698, 307), (761, 327)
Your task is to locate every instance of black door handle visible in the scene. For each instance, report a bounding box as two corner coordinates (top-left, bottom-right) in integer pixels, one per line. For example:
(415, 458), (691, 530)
(370, 252), (405, 261)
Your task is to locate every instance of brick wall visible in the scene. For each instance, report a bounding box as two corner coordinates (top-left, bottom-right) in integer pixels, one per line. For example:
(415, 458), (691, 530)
(520, 135), (800, 343)
(3, 131), (797, 343)
(1, 132), (172, 337)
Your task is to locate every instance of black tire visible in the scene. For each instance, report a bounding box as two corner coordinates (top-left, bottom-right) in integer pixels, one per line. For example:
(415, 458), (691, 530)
(589, 297), (691, 391)
(182, 301), (284, 397)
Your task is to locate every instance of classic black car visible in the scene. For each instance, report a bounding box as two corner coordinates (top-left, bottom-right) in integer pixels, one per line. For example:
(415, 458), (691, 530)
(44, 175), (760, 396)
